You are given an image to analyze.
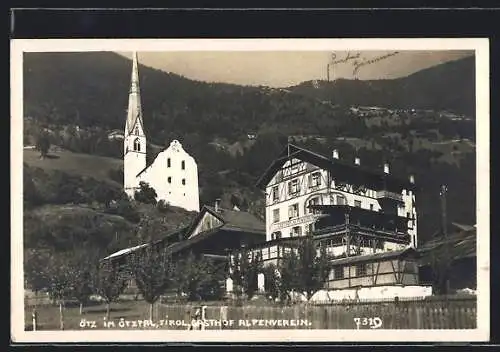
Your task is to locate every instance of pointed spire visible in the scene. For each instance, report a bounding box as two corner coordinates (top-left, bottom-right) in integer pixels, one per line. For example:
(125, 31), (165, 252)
(125, 51), (143, 135)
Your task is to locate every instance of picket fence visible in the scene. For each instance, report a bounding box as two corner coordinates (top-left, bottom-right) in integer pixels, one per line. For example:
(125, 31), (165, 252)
(157, 296), (477, 330)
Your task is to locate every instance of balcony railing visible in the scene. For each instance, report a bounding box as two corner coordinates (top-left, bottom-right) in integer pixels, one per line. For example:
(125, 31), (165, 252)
(375, 190), (403, 202)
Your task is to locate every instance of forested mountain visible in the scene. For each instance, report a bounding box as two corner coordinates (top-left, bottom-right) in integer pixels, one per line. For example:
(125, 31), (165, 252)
(22, 52), (477, 253)
(288, 56), (475, 116)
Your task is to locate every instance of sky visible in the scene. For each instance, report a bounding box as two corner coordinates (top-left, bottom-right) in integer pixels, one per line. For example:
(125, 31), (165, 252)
(117, 50), (474, 88)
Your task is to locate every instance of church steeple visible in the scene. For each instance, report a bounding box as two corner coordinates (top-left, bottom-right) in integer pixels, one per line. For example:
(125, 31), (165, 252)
(125, 51), (144, 136)
(123, 51), (147, 198)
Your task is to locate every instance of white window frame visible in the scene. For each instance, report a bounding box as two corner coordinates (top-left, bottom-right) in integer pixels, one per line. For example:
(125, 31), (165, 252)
(288, 203), (299, 219)
(272, 209), (280, 223)
(288, 179), (300, 196)
(272, 186), (279, 202)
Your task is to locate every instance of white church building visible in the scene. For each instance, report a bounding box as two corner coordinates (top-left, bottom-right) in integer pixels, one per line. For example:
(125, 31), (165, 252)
(123, 52), (200, 212)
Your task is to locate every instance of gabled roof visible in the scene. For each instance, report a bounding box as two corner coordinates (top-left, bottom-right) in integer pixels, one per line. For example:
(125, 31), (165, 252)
(204, 206), (266, 233)
(417, 226), (476, 265)
(101, 225), (189, 262)
(255, 143), (417, 192)
(328, 247), (418, 266)
(184, 205), (265, 237)
(102, 243), (149, 261)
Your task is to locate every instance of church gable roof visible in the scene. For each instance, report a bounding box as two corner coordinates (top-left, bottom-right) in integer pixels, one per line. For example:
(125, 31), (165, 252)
(136, 140), (193, 178)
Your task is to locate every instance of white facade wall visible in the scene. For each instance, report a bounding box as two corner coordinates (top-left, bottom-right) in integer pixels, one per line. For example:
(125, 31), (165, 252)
(264, 159), (385, 243)
(261, 157), (417, 262)
(137, 140), (200, 212)
(265, 160), (329, 242)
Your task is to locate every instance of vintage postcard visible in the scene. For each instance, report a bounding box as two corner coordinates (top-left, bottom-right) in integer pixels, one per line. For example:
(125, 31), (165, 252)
(11, 38), (490, 343)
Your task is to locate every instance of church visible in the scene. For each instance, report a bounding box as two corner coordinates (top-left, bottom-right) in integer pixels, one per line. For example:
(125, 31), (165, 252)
(123, 52), (200, 212)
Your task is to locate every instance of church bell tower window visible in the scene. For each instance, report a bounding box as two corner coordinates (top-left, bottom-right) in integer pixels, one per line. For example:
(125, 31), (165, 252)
(133, 138), (141, 152)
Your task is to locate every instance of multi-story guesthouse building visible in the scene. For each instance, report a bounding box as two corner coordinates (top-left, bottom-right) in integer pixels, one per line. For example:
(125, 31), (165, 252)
(123, 52), (200, 212)
(231, 143), (424, 293)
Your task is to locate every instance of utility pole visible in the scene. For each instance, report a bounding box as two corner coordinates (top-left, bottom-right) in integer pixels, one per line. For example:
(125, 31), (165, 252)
(439, 184), (450, 295)
(440, 185), (448, 239)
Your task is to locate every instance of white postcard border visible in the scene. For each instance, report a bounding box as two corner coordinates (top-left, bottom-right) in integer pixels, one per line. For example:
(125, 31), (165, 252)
(11, 38), (490, 343)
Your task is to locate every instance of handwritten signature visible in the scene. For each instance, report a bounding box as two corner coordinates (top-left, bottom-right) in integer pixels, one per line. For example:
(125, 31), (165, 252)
(329, 51), (400, 76)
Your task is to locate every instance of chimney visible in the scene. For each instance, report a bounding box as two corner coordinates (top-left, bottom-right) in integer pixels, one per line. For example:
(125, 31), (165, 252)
(215, 198), (221, 212)
(354, 157), (361, 166)
(383, 163), (390, 174)
(409, 174), (415, 184)
(332, 149), (339, 160)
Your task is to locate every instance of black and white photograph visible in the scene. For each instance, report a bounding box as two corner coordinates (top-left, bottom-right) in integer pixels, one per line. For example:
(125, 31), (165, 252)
(11, 38), (490, 342)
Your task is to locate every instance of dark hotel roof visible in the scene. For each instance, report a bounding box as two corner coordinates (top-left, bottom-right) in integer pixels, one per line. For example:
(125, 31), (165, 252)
(255, 143), (417, 192)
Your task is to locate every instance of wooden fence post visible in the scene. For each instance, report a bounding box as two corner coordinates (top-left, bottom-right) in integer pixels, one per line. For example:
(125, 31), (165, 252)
(32, 310), (38, 331)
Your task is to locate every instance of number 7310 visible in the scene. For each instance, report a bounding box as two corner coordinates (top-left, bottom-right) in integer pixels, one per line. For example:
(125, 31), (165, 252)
(353, 317), (383, 329)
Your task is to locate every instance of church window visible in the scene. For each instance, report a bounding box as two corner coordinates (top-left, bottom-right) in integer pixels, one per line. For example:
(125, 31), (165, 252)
(135, 126), (139, 135)
(133, 138), (141, 152)
(167, 158), (171, 167)
(182, 179), (186, 185)
(168, 177), (172, 184)
(181, 160), (185, 170)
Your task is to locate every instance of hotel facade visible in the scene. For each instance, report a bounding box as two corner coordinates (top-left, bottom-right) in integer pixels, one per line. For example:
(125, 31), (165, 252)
(232, 143), (421, 292)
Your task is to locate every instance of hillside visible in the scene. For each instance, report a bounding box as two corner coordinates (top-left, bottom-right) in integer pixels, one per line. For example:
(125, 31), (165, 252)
(288, 56), (475, 116)
(24, 147), (123, 186)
